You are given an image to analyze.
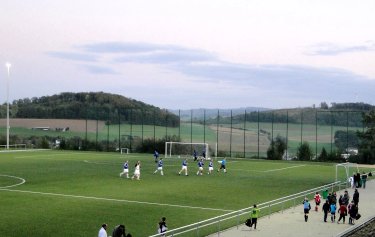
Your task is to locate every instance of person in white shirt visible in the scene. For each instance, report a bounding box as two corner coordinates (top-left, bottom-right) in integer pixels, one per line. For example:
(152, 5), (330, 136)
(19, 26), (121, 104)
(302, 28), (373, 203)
(98, 223), (108, 237)
(131, 161), (141, 180)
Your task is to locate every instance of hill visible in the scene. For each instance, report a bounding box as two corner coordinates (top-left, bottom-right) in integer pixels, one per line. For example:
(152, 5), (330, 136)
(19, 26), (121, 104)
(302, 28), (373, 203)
(0, 92), (179, 127)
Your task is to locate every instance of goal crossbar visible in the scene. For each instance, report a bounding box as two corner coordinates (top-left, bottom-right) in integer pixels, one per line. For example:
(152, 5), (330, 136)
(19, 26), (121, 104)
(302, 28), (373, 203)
(165, 142), (209, 158)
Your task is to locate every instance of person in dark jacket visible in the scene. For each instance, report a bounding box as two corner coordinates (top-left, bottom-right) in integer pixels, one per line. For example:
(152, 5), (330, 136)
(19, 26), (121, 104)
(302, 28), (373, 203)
(353, 189), (359, 206)
(322, 200), (331, 222)
(112, 224), (131, 237)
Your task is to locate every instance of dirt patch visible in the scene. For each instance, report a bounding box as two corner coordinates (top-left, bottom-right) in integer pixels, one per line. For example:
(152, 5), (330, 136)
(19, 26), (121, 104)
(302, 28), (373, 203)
(0, 118), (105, 133)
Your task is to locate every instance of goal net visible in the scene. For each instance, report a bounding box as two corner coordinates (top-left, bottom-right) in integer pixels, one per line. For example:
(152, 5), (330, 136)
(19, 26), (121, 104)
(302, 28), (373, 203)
(335, 162), (359, 183)
(165, 142), (210, 159)
(120, 148), (130, 154)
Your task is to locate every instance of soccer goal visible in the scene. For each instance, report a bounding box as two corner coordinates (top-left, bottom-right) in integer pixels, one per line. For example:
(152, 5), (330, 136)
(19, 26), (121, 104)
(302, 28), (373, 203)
(165, 142), (210, 159)
(335, 162), (359, 183)
(120, 148), (130, 154)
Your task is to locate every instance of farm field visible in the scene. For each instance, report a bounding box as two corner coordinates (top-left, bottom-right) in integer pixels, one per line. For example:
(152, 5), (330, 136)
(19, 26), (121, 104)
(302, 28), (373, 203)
(0, 118), (363, 158)
(0, 150), (365, 237)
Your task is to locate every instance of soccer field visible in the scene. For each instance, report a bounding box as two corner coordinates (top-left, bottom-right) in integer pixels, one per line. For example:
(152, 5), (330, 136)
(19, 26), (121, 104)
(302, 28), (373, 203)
(0, 150), (355, 236)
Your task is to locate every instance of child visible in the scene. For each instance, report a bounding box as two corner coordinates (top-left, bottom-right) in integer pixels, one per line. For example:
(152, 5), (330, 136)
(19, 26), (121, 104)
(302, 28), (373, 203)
(314, 192), (321, 211)
(330, 202), (337, 222)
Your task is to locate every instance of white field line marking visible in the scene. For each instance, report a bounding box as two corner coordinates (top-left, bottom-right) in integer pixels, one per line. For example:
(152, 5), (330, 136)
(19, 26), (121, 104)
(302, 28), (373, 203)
(0, 174), (26, 188)
(231, 164), (306, 173)
(262, 164), (306, 172)
(0, 188), (234, 212)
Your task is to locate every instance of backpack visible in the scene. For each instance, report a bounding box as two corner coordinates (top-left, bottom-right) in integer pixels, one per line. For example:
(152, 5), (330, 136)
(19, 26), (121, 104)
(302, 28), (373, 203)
(245, 218), (252, 227)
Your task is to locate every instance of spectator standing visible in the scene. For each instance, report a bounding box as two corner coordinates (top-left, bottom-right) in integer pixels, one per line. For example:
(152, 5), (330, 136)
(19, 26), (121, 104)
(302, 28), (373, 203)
(322, 200), (330, 222)
(337, 203), (348, 224)
(330, 202), (337, 222)
(342, 190), (350, 206)
(349, 203), (358, 225)
(250, 204), (260, 229)
(361, 172), (368, 189)
(353, 189), (359, 206)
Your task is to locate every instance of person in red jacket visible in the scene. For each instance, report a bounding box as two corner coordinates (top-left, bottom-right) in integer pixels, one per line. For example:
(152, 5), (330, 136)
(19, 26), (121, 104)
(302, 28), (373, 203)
(337, 203), (347, 224)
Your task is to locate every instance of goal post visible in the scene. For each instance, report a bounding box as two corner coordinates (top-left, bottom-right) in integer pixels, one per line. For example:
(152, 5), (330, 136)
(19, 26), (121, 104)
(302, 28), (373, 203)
(335, 162), (359, 183)
(120, 148), (130, 154)
(165, 142), (211, 159)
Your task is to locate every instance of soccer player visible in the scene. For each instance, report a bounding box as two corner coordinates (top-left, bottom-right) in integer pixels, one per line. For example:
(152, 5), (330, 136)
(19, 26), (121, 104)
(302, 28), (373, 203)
(202, 148), (206, 160)
(178, 159), (188, 176)
(303, 198), (311, 222)
(153, 158), (164, 175)
(154, 150), (159, 163)
(131, 161), (141, 180)
(314, 192), (321, 211)
(207, 159), (214, 174)
(193, 149), (198, 161)
(196, 159), (204, 175)
(119, 160), (129, 178)
(217, 158), (227, 173)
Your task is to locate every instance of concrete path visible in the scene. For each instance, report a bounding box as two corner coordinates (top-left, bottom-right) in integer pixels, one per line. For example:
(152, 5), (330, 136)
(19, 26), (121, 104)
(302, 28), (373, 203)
(208, 179), (375, 237)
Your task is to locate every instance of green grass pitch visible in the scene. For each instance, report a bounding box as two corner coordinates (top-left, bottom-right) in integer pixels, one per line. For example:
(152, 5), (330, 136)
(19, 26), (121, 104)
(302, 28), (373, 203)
(0, 150), (361, 236)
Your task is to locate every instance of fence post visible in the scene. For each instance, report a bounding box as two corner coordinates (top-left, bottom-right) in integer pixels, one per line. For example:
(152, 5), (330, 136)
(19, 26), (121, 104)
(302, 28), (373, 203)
(217, 219), (221, 237)
(268, 204), (271, 218)
(196, 223), (199, 237)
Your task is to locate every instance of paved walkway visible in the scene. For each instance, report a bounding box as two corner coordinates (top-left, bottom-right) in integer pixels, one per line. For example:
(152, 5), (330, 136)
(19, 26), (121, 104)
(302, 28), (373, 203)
(208, 179), (375, 237)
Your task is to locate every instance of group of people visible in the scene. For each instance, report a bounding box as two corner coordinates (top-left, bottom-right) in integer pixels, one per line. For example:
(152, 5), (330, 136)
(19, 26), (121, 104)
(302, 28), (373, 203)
(98, 217), (167, 237)
(304, 187), (361, 225)
(178, 158), (227, 176)
(119, 160), (141, 180)
(348, 171), (371, 189)
(98, 223), (132, 237)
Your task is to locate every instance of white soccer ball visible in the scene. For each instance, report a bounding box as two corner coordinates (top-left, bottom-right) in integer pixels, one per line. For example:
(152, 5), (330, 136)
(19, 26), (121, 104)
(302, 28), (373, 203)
(178, 155), (181, 158)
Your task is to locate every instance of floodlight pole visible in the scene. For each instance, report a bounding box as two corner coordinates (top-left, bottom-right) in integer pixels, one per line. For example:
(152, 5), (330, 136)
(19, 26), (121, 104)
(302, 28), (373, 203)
(6, 63), (11, 150)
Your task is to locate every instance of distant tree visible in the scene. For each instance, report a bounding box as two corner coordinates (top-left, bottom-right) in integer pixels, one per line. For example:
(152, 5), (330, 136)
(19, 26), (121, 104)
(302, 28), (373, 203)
(318, 147), (328, 161)
(320, 102), (329, 109)
(297, 142), (313, 161)
(334, 130), (360, 151)
(267, 135), (286, 160)
(357, 110), (375, 164)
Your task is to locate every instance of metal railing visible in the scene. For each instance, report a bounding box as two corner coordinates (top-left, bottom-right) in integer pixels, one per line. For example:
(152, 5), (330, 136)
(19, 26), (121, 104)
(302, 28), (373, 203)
(149, 181), (347, 237)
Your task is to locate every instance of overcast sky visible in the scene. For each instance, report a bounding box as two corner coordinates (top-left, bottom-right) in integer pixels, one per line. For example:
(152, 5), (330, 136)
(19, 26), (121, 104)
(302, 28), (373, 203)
(1, 0), (375, 110)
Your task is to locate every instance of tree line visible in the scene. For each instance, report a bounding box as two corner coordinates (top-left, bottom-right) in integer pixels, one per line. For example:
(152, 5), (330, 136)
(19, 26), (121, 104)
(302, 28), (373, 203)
(0, 92), (179, 127)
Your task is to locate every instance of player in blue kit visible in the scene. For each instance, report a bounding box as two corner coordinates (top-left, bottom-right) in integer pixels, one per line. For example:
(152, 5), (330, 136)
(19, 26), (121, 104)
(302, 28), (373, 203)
(178, 159), (188, 176)
(207, 159), (214, 174)
(119, 160), (129, 178)
(154, 150), (159, 163)
(193, 149), (198, 161)
(153, 158), (164, 175)
(196, 159), (204, 175)
(217, 158), (227, 173)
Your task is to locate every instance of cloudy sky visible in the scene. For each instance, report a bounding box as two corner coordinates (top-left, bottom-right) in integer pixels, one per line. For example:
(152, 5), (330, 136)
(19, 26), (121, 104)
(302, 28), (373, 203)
(1, 0), (375, 109)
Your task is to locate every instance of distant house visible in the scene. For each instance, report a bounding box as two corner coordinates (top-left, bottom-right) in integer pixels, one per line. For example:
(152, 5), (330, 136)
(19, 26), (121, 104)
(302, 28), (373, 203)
(32, 127), (50, 131)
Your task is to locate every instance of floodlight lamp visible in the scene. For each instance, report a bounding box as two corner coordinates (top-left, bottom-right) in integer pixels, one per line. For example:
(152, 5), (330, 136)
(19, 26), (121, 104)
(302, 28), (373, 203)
(6, 62), (11, 68)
